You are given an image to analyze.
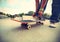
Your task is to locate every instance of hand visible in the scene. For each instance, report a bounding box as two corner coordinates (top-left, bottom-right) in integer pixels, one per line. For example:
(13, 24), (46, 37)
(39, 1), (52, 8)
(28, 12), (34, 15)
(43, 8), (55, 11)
(38, 11), (43, 17)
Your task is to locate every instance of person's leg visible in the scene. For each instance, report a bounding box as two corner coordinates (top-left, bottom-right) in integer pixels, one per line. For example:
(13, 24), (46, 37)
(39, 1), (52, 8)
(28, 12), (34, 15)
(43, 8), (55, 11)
(49, 0), (60, 28)
(50, 7), (60, 23)
(50, 1), (60, 23)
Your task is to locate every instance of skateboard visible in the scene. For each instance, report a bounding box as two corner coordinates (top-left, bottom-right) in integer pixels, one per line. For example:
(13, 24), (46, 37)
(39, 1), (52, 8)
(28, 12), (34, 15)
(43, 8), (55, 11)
(11, 18), (43, 30)
(20, 20), (43, 30)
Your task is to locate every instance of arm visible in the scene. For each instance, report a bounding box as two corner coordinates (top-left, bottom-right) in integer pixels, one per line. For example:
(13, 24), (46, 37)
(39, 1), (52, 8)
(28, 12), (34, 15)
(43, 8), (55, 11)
(39, 0), (48, 16)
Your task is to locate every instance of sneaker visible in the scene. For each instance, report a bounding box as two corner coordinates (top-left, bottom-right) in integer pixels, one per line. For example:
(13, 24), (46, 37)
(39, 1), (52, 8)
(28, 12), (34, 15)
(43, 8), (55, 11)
(49, 22), (59, 28)
(49, 22), (58, 28)
(49, 23), (56, 28)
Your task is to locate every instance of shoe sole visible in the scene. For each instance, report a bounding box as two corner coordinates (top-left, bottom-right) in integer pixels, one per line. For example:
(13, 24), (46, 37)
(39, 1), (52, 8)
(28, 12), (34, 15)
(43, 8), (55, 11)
(49, 26), (56, 28)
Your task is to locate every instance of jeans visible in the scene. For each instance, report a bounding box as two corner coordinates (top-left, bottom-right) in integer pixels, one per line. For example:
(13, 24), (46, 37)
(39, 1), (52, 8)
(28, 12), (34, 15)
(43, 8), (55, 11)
(50, 0), (60, 23)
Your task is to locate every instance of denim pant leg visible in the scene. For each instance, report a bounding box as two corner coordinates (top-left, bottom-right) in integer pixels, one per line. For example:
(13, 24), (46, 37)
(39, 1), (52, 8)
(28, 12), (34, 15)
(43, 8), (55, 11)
(50, 5), (60, 23)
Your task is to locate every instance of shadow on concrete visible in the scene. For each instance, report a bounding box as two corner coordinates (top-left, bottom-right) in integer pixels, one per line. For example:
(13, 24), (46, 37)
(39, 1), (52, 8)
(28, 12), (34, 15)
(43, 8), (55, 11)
(11, 24), (43, 31)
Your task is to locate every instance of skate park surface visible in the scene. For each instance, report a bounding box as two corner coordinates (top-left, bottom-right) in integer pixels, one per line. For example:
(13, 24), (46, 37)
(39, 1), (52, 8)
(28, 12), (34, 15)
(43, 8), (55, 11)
(0, 17), (60, 42)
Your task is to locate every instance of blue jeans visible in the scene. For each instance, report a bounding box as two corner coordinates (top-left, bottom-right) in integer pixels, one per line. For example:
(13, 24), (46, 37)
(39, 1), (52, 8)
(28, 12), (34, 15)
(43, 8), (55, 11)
(50, 0), (60, 23)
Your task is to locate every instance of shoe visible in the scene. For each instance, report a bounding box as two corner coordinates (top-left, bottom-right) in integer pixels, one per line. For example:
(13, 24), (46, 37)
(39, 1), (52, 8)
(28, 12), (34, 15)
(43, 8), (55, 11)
(49, 22), (58, 28)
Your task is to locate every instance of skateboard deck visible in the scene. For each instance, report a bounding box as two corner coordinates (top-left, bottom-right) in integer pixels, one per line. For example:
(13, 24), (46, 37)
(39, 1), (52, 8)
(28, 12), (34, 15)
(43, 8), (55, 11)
(21, 20), (43, 30)
(11, 19), (43, 30)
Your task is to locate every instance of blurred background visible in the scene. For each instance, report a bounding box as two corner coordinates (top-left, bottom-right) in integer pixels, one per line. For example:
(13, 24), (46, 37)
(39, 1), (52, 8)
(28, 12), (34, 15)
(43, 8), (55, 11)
(0, 0), (52, 15)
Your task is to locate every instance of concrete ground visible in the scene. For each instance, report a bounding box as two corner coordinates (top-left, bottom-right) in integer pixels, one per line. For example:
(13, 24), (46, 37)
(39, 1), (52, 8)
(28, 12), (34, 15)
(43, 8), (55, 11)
(0, 18), (60, 42)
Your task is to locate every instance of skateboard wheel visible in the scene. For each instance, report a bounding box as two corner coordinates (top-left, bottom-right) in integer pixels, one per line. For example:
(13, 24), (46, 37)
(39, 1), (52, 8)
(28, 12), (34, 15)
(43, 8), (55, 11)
(27, 25), (31, 30)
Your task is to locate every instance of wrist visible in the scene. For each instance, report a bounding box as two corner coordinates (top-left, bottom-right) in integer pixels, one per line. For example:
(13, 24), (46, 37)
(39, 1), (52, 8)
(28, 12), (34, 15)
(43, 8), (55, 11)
(39, 8), (44, 12)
